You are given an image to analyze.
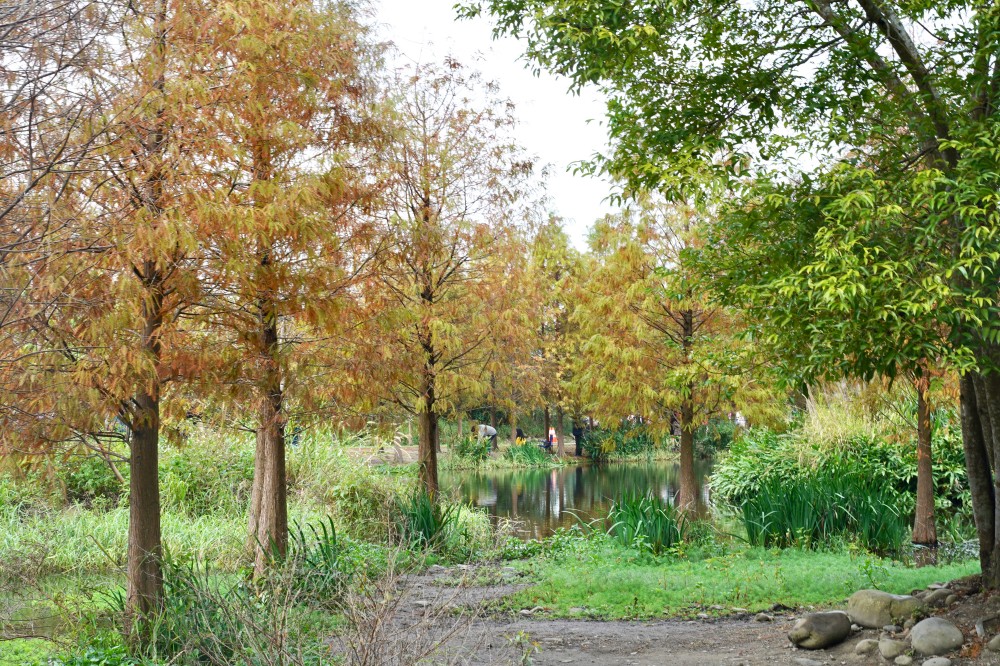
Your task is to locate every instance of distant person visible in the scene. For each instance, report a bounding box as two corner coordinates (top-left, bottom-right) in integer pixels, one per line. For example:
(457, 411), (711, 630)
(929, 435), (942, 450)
(476, 423), (498, 450)
(515, 427), (525, 442)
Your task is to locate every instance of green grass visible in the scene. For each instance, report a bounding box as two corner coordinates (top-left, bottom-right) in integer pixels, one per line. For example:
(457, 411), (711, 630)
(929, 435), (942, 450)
(505, 538), (979, 619)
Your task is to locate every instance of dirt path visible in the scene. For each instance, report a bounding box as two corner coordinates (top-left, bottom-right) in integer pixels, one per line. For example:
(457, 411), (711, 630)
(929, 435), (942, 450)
(379, 564), (1000, 666)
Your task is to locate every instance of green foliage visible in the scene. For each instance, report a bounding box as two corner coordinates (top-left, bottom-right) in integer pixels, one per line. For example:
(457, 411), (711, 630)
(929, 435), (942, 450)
(693, 418), (737, 455)
(53, 646), (141, 666)
(506, 538), (979, 620)
(451, 435), (492, 463)
(395, 491), (461, 550)
(583, 423), (660, 461)
(606, 493), (686, 555)
(159, 441), (254, 518)
(503, 441), (548, 466)
(62, 458), (126, 510)
(715, 418), (972, 553)
(739, 475), (909, 555)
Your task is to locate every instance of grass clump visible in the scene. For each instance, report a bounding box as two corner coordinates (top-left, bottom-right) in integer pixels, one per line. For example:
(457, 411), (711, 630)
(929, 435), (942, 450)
(396, 491), (460, 550)
(503, 441), (549, 466)
(607, 493), (687, 555)
(740, 475), (909, 554)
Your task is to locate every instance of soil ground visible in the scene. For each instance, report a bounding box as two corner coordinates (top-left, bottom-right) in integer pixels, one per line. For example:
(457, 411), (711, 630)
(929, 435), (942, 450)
(388, 564), (1000, 666)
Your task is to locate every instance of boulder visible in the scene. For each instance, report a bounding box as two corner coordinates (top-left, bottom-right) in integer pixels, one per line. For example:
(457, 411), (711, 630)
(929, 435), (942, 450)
(989, 634), (1000, 652)
(854, 638), (879, 655)
(847, 590), (925, 628)
(910, 617), (963, 656)
(894, 657), (914, 666)
(921, 659), (952, 666)
(788, 611), (852, 649)
(923, 589), (951, 607)
(879, 638), (908, 659)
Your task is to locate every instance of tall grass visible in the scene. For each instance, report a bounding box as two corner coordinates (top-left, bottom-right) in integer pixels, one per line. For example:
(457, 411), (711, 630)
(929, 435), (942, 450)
(395, 491), (460, 549)
(607, 492), (687, 555)
(503, 441), (549, 466)
(740, 474), (910, 554)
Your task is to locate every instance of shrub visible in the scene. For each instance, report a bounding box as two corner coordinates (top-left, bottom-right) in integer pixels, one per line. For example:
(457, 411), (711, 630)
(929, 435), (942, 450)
(396, 491), (460, 550)
(693, 417), (737, 456)
(739, 474), (910, 555)
(451, 436), (491, 463)
(62, 457), (126, 509)
(584, 422), (661, 461)
(607, 492), (687, 555)
(503, 441), (548, 466)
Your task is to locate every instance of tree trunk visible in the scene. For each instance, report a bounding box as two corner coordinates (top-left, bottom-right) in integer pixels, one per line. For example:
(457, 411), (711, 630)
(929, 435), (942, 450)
(556, 405), (565, 457)
(510, 411), (518, 445)
(961, 373), (995, 582)
(912, 375), (936, 545)
(543, 405), (550, 442)
(456, 413), (463, 441)
(418, 403), (439, 497)
(248, 298), (286, 576)
(127, 389), (163, 629)
(127, 259), (164, 630)
(677, 394), (696, 512)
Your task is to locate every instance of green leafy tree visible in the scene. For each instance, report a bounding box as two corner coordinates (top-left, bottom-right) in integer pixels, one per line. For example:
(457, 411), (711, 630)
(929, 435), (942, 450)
(466, 0), (1000, 584)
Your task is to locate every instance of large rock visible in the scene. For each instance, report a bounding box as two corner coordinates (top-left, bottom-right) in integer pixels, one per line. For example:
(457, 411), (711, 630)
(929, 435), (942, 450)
(854, 638), (879, 655)
(847, 590), (925, 628)
(788, 611), (852, 649)
(910, 617), (963, 655)
(879, 638), (908, 659)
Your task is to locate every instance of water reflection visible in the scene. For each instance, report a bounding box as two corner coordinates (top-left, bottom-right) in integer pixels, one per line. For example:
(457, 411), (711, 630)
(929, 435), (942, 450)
(440, 460), (713, 540)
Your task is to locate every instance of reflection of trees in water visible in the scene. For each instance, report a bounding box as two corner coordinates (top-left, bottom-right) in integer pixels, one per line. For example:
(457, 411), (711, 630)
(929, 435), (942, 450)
(440, 460), (713, 538)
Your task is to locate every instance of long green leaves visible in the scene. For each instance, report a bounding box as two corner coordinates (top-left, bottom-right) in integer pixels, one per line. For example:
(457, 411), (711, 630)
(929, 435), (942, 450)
(607, 492), (686, 555)
(740, 475), (909, 555)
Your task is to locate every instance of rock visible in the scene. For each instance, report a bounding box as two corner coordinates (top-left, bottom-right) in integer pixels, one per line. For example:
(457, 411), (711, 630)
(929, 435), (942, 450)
(879, 638), (908, 659)
(568, 607), (586, 614)
(921, 659), (952, 666)
(848, 590), (925, 628)
(884, 624), (903, 633)
(754, 613), (773, 622)
(923, 589), (951, 606)
(895, 657), (914, 666)
(855, 638), (879, 655)
(904, 618), (917, 630)
(927, 583), (947, 590)
(910, 617), (963, 655)
(788, 611), (852, 650)
(792, 659), (823, 666)
(428, 564), (447, 574)
(851, 623), (862, 632)
(944, 595), (957, 606)
(413, 599), (431, 608)
(696, 613), (710, 619)
(988, 634), (1000, 651)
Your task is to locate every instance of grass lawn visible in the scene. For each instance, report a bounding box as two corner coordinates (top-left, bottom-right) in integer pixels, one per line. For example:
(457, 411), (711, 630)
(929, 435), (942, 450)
(506, 541), (980, 619)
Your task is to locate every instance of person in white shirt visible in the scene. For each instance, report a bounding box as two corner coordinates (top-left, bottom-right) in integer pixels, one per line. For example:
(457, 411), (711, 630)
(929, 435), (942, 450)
(476, 423), (498, 450)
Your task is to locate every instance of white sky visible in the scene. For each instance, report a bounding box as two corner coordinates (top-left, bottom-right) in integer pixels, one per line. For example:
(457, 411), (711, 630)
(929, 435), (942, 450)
(374, 0), (619, 249)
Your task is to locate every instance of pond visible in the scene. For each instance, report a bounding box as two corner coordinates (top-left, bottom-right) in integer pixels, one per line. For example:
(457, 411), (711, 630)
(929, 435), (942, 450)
(440, 459), (714, 540)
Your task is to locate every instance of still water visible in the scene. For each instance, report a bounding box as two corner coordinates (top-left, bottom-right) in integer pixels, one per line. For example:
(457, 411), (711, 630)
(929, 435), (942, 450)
(440, 460), (713, 540)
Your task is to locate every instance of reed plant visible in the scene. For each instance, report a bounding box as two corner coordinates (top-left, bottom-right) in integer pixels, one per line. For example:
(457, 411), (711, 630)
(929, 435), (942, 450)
(739, 473), (910, 554)
(607, 492), (687, 555)
(503, 441), (549, 466)
(396, 491), (460, 550)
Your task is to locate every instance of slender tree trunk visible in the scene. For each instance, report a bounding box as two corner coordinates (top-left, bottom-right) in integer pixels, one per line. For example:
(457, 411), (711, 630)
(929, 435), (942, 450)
(543, 405), (550, 441)
(961, 373), (995, 582)
(127, 0), (168, 629)
(510, 411), (518, 445)
(127, 363), (163, 628)
(677, 309), (697, 512)
(248, 299), (287, 576)
(456, 413), (463, 440)
(677, 394), (696, 512)
(556, 405), (565, 456)
(418, 400), (439, 497)
(912, 375), (936, 545)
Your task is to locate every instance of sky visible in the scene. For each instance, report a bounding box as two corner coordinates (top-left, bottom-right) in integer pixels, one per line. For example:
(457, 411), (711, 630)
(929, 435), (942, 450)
(373, 0), (619, 249)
